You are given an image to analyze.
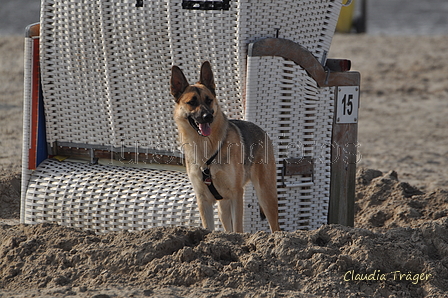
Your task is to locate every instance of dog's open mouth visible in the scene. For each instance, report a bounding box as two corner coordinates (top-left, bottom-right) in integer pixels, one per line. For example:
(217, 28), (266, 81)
(188, 116), (211, 137)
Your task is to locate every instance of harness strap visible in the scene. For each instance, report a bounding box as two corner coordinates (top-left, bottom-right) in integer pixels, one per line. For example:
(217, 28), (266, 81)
(202, 168), (223, 200)
(205, 148), (219, 166)
(201, 145), (223, 200)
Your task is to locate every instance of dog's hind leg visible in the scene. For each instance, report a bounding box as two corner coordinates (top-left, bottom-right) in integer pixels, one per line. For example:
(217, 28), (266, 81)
(251, 163), (281, 232)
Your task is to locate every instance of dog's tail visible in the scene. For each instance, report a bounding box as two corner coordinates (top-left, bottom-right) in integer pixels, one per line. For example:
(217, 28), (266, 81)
(259, 204), (266, 221)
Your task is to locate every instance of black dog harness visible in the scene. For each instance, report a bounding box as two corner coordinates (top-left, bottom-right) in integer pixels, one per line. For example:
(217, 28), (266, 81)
(201, 149), (223, 200)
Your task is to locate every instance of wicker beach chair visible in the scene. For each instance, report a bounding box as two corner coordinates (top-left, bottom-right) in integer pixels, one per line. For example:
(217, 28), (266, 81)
(22, 0), (360, 233)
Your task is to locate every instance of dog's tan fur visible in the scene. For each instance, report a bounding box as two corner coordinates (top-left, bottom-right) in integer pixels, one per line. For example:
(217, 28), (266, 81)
(170, 61), (280, 232)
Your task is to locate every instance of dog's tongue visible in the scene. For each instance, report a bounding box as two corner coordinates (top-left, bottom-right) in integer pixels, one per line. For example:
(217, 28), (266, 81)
(199, 123), (211, 137)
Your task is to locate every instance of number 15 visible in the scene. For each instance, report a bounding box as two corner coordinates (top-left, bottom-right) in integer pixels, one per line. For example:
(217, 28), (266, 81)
(341, 94), (353, 116)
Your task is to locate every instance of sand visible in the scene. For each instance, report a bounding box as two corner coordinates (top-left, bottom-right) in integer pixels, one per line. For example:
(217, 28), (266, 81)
(1, 34), (448, 297)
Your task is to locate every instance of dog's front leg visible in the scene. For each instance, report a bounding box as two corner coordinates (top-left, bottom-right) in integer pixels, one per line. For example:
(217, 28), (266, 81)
(187, 164), (216, 230)
(217, 192), (244, 233)
(197, 195), (215, 230)
(217, 199), (233, 232)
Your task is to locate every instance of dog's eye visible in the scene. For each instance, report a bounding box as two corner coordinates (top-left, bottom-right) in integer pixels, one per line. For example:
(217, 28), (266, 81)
(187, 96), (198, 107)
(205, 97), (213, 105)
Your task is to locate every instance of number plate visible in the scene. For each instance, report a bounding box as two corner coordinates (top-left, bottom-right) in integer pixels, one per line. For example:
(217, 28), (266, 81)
(336, 86), (359, 124)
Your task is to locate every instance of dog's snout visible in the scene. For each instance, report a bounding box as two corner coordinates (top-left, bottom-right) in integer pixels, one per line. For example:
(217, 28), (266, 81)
(202, 112), (213, 123)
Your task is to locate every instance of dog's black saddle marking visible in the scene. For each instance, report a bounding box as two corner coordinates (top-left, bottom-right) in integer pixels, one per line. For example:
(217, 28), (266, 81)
(201, 148), (223, 200)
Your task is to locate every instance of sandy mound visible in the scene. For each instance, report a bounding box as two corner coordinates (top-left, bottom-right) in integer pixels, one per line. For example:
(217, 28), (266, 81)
(356, 169), (448, 230)
(1, 169), (448, 297)
(1, 220), (448, 297)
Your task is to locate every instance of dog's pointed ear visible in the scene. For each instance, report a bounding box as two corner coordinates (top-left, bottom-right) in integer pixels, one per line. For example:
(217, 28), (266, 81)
(171, 65), (189, 102)
(199, 61), (216, 96)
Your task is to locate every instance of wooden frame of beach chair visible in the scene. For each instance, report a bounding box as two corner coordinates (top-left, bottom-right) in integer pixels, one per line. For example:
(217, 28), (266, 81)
(21, 0), (359, 233)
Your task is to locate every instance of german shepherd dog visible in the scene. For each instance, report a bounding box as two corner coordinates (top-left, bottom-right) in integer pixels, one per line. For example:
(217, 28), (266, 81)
(170, 61), (280, 233)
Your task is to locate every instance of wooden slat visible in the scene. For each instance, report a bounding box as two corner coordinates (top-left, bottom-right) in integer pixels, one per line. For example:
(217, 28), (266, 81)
(325, 59), (351, 72)
(248, 38), (360, 87)
(282, 157), (313, 176)
(26, 23), (40, 38)
(328, 121), (358, 226)
(54, 146), (184, 166)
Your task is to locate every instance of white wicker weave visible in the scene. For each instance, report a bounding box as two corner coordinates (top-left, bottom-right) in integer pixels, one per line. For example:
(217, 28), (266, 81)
(244, 57), (334, 231)
(22, 36), (35, 221)
(39, 0), (341, 152)
(23, 159), (217, 233)
(22, 0), (343, 233)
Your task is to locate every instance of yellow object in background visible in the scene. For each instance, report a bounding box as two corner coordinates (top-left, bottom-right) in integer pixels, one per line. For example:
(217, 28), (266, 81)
(336, 0), (355, 33)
